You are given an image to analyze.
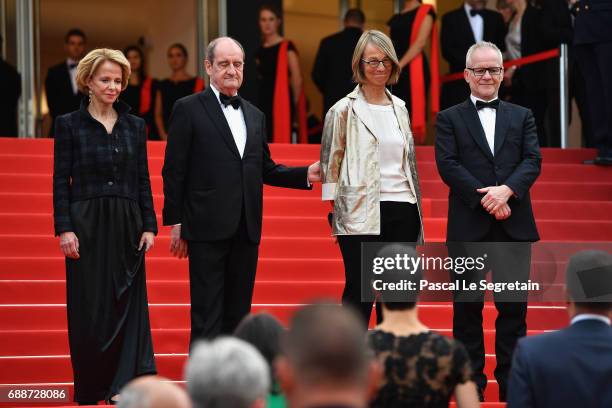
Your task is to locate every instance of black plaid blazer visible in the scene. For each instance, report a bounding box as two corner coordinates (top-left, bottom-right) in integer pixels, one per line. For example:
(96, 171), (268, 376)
(53, 99), (157, 236)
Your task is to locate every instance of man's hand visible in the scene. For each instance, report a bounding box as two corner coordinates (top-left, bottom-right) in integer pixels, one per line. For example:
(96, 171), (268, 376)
(493, 203), (512, 220)
(308, 161), (321, 183)
(169, 225), (188, 259)
(60, 232), (79, 259)
(477, 185), (514, 214)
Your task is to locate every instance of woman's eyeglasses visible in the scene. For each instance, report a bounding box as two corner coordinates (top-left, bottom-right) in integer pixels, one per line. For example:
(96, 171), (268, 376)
(361, 59), (392, 68)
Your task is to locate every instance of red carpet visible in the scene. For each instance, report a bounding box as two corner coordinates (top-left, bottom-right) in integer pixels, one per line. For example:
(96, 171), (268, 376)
(0, 138), (610, 406)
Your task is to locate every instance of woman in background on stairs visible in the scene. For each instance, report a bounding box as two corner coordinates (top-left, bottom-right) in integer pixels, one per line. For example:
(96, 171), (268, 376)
(53, 48), (157, 405)
(255, 4), (308, 143)
(320, 30), (425, 328)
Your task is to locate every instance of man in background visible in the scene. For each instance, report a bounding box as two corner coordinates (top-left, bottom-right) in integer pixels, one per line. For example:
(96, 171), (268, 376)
(0, 35), (21, 137)
(45, 28), (86, 137)
(440, 0), (506, 109)
(311, 8), (365, 118)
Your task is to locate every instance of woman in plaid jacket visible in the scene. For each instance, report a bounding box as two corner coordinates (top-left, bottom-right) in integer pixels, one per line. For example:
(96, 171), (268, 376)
(53, 48), (157, 405)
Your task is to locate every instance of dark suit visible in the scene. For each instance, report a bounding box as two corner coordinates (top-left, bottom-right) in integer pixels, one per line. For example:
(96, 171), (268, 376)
(507, 318), (612, 408)
(312, 26), (362, 118)
(435, 98), (541, 400)
(45, 61), (82, 137)
(573, 0), (612, 159)
(440, 6), (506, 109)
(0, 59), (21, 137)
(162, 87), (310, 341)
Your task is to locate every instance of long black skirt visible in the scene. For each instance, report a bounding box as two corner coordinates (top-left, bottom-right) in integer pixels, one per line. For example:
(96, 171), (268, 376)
(65, 197), (156, 403)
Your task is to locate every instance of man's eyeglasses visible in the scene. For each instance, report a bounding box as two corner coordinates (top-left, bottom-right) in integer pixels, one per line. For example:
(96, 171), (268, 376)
(361, 58), (392, 68)
(466, 67), (503, 76)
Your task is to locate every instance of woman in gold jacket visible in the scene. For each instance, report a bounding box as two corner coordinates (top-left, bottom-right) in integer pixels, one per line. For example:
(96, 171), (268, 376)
(320, 30), (425, 326)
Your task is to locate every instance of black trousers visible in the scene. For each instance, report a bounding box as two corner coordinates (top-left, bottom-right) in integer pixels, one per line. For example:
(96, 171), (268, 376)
(337, 201), (420, 327)
(449, 223), (531, 401)
(574, 42), (612, 158)
(187, 211), (259, 343)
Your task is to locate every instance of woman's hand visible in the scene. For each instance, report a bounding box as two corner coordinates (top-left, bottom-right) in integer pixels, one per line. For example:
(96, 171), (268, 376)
(60, 232), (80, 259)
(139, 232), (155, 252)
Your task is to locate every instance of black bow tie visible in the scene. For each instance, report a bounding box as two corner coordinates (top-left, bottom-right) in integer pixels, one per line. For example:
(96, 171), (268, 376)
(220, 93), (241, 109)
(476, 99), (499, 110)
(68, 63), (78, 69)
(470, 8), (483, 17)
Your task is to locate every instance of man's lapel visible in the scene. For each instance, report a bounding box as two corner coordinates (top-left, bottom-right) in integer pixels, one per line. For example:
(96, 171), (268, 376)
(198, 87), (241, 158)
(494, 100), (509, 157)
(241, 101), (257, 158)
(459, 7), (477, 43)
(460, 99), (494, 162)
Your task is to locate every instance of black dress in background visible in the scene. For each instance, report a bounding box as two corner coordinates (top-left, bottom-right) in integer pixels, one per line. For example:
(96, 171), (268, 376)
(255, 41), (296, 142)
(122, 79), (159, 140)
(157, 78), (199, 133)
(388, 8), (436, 114)
(53, 100), (157, 403)
(368, 330), (472, 408)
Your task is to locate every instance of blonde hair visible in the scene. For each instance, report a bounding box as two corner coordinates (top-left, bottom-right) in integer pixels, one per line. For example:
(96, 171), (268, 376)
(76, 48), (131, 93)
(351, 30), (400, 85)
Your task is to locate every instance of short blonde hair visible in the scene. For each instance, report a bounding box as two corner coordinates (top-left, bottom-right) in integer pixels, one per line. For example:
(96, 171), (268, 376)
(351, 30), (400, 85)
(76, 48), (131, 93)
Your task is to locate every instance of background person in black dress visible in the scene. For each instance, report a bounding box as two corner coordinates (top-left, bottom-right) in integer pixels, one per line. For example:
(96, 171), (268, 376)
(255, 4), (304, 142)
(45, 28), (87, 137)
(122, 45), (158, 140)
(154, 43), (204, 140)
(311, 8), (365, 118)
(387, 0), (435, 116)
(53, 48), (157, 405)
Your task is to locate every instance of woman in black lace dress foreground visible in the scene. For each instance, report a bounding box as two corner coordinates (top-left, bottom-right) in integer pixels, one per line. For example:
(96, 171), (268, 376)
(367, 244), (480, 408)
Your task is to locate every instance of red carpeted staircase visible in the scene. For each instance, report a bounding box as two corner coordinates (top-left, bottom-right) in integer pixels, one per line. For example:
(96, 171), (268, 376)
(0, 138), (610, 407)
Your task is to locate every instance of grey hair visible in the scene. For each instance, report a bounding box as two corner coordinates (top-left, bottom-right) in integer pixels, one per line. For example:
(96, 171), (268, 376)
(117, 388), (150, 408)
(206, 36), (245, 64)
(465, 41), (503, 67)
(186, 337), (270, 408)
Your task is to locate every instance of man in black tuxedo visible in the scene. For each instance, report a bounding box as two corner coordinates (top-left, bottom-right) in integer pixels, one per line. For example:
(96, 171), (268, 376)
(435, 42), (541, 401)
(440, 0), (506, 110)
(311, 8), (364, 118)
(573, 0), (612, 165)
(162, 37), (320, 342)
(45, 28), (86, 137)
(507, 250), (612, 408)
(0, 35), (21, 137)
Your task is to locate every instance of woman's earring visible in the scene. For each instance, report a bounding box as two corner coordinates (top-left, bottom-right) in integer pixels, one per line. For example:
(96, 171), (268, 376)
(88, 89), (93, 103)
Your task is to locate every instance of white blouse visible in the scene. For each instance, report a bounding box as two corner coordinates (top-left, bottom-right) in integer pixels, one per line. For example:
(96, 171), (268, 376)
(368, 103), (416, 203)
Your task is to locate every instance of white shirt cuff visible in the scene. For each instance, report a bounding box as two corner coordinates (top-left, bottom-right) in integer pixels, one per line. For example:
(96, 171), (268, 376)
(322, 183), (336, 201)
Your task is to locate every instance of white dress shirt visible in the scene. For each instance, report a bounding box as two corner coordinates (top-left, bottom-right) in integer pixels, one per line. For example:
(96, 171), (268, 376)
(67, 58), (79, 95)
(464, 2), (484, 43)
(210, 84), (247, 158)
(470, 94), (497, 155)
(571, 314), (611, 326)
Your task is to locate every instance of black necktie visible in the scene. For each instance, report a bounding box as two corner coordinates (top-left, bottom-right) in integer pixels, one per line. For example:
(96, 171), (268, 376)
(220, 93), (241, 109)
(470, 9), (483, 17)
(476, 99), (500, 110)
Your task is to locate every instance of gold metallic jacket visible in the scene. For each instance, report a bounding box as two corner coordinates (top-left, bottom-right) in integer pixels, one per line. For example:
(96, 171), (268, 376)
(320, 85), (424, 242)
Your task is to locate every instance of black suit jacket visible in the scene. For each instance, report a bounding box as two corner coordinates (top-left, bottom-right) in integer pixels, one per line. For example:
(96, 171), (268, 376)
(573, 0), (612, 44)
(435, 99), (541, 242)
(162, 87), (311, 244)
(441, 7), (507, 75)
(311, 27), (363, 117)
(440, 7), (507, 108)
(513, 5), (551, 93)
(0, 59), (21, 136)
(45, 62), (83, 137)
(507, 319), (612, 408)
